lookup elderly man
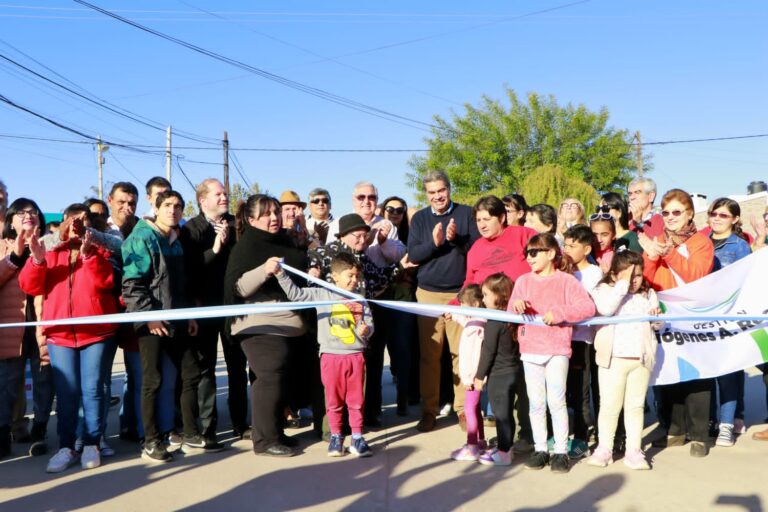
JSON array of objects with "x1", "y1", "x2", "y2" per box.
[
  {"x1": 627, "y1": 177, "x2": 664, "y2": 239},
  {"x1": 280, "y1": 190, "x2": 316, "y2": 249},
  {"x1": 407, "y1": 171, "x2": 479, "y2": 432},
  {"x1": 306, "y1": 188, "x2": 333, "y2": 245}
]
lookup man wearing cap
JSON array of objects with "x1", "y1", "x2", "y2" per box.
[
  {"x1": 279, "y1": 190, "x2": 317, "y2": 250},
  {"x1": 305, "y1": 188, "x2": 334, "y2": 246},
  {"x1": 408, "y1": 171, "x2": 479, "y2": 433}
]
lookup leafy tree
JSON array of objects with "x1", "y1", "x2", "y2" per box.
[
  {"x1": 184, "y1": 200, "x2": 197, "y2": 219},
  {"x1": 408, "y1": 88, "x2": 646, "y2": 205},
  {"x1": 228, "y1": 182, "x2": 263, "y2": 213},
  {"x1": 519, "y1": 164, "x2": 600, "y2": 213}
]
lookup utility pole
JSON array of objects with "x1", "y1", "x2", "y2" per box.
[
  {"x1": 223, "y1": 131, "x2": 230, "y2": 196},
  {"x1": 634, "y1": 131, "x2": 644, "y2": 177},
  {"x1": 166, "y1": 126, "x2": 172, "y2": 183},
  {"x1": 96, "y1": 135, "x2": 109, "y2": 199}
]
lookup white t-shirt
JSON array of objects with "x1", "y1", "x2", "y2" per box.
[{"x1": 571, "y1": 264, "x2": 603, "y2": 343}]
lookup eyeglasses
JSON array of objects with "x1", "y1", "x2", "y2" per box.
[
  {"x1": 661, "y1": 209, "x2": 685, "y2": 218},
  {"x1": 17, "y1": 209, "x2": 38, "y2": 218},
  {"x1": 525, "y1": 248, "x2": 548, "y2": 258},
  {"x1": 385, "y1": 206, "x2": 405, "y2": 215},
  {"x1": 596, "y1": 205, "x2": 611, "y2": 213},
  {"x1": 708, "y1": 212, "x2": 733, "y2": 220},
  {"x1": 589, "y1": 212, "x2": 614, "y2": 222},
  {"x1": 562, "y1": 203, "x2": 580, "y2": 209},
  {"x1": 310, "y1": 198, "x2": 329, "y2": 205},
  {"x1": 355, "y1": 194, "x2": 378, "y2": 202}
]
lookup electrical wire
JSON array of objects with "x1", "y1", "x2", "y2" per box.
[{"x1": 228, "y1": 149, "x2": 251, "y2": 190}]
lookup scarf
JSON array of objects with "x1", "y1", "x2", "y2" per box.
[
  {"x1": 664, "y1": 221, "x2": 698, "y2": 248},
  {"x1": 223, "y1": 225, "x2": 308, "y2": 306}
]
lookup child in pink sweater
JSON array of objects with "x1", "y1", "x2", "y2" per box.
[
  {"x1": 508, "y1": 233, "x2": 596, "y2": 473},
  {"x1": 449, "y1": 284, "x2": 487, "y2": 462}
]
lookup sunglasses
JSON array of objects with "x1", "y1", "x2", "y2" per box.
[
  {"x1": 525, "y1": 248, "x2": 548, "y2": 258},
  {"x1": 596, "y1": 205, "x2": 611, "y2": 213},
  {"x1": 661, "y1": 209, "x2": 686, "y2": 218},
  {"x1": 310, "y1": 198, "x2": 329, "y2": 205},
  {"x1": 355, "y1": 194, "x2": 378, "y2": 202},
  {"x1": 589, "y1": 212, "x2": 614, "y2": 222},
  {"x1": 385, "y1": 206, "x2": 405, "y2": 215},
  {"x1": 708, "y1": 212, "x2": 732, "y2": 220}
]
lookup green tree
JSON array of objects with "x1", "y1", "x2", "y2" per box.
[
  {"x1": 228, "y1": 182, "x2": 263, "y2": 213},
  {"x1": 519, "y1": 164, "x2": 600, "y2": 213},
  {"x1": 408, "y1": 88, "x2": 645, "y2": 205},
  {"x1": 184, "y1": 200, "x2": 197, "y2": 219}
]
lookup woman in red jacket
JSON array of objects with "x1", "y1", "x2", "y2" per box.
[
  {"x1": 19, "y1": 203, "x2": 118, "y2": 473},
  {"x1": 639, "y1": 188, "x2": 714, "y2": 457}
]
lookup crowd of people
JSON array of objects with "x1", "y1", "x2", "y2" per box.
[{"x1": 0, "y1": 171, "x2": 767, "y2": 476}]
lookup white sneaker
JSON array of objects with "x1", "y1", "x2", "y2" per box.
[
  {"x1": 81, "y1": 445, "x2": 101, "y2": 469},
  {"x1": 46, "y1": 448, "x2": 80, "y2": 473},
  {"x1": 99, "y1": 438, "x2": 115, "y2": 457},
  {"x1": 716, "y1": 424, "x2": 735, "y2": 447},
  {"x1": 438, "y1": 404, "x2": 453, "y2": 417}
]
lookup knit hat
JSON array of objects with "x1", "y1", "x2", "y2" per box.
[
  {"x1": 279, "y1": 190, "x2": 306, "y2": 208},
  {"x1": 336, "y1": 213, "x2": 370, "y2": 237}
]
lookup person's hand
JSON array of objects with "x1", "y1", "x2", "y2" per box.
[
  {"x1": 542, "y1": 311, "x2": 556, "y2": 325},
  {"x1": 313, "y1": 221, "x2": 328, "y2": 242},
  {"x1": 308, "y1": 267, "x2": 321, "y2": 278},
  {"x1": 473, "y1": 378, "x2": 484, "y2": 392},
  {"x1": 374, "y1": 219, "x2": 392, "y2": 245},
  {"x1": 638, "y1": 233, "x2": 664, "y2": 260},
  {"x1": 432, "y1": 222, "x2": 444, "y2": 247},
  {"x1": 400, "y1": 254, "x2": 419, "y2": 269},
  {"x1": 70, "y1": 216, "x2": 86, "y2": 239},
  {"x1": 599, "y1": 258, "x2": 612, "y2": 274},
  {"x1": 13, "y1": 228, "x2": 28, "y2": 257},
  {"x1": 648, "y1": 306, "x2": 662, "y2": 316},
  {"x1": 511, "y1": 299, "x2": 530, "y2": 314},
  {"x1": 80, "y1": 230, "x2": 94, "y2": 258},
  {"x1": 188, "y1": 319, "x2": 198, "y2": 336},
  {"x1": 357, "y1": 323, "x2": 370, "y2": 338},
  {"x1": 212, "y1": 219, "x2": 229, "y2": 254},
  {"x1": 617, "y1": 264, "x2": 635, "y2": 282},
  {"x1": 445, "y1": 218, "x2": 457, "y2": 242},
  {"x1": 28, "y1": 230, "x2": 45, "y2": 263},
  {"x1": 264, "y1": 256, "x2": 282, "y2": 276},
  {"x1": 444, "y1": 312, "x2": 452, "y2": 321},
  {"x1": 148, "y1": 320, "x2": 171, "y2": 337},
  {"x1": 629, "y1": 203, "x2": 644, "y2": 223},
  {"x1": 750, "y1": 213, "x2": 767, "y2": 238},
  {"x1": 58, "y1": 216, "x2": 73, "y2": 242}
]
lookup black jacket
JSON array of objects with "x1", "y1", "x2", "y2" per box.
[{"x1": 180, "y1": 212, "x2": 236, "y2": 307}]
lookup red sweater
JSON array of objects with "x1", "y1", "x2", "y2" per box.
[
  {"x1": 463, "y1": 226, "x2": 537, "y2": 288},
  {"x1": 18, "y1": 243, "x2": 118, "y2": 348},
  {"x1": 507, "y1": 270, "x2": 596, "y2": 358}
]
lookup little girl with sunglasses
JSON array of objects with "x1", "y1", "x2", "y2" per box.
[{"x1": 508, "y1": 233, "x2": 595, "y2": 473}]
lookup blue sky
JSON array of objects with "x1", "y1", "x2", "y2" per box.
[{"x1": 1, "y1": 1, "x2": 766, "y2": 215}]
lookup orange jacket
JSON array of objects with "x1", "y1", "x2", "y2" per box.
[
  {"x1": 0, "y1": 241, "x2": 45, "y2": 361},
  {"x1": 643, "y1": 231, "x2": 714, "y2": 291}
]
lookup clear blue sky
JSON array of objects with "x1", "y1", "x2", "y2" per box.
[{"x1": 1, "y1": 1, "x2": 766, "y2": 215}]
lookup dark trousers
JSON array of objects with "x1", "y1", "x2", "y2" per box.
[
  {"x1": 138, "y1": 333, "x2": 202, "y2": 444},
  {"x1": 567, "y1": 342, "x2": 593, "y2": 441},
  {"x1": 364, "y1": 302, "x2": 388, "y2": 421},
  {"x1": 194, "y1": 320, "x2": 222, "y2": 437},
  {"x1": 222, "y1": 335, "x2": 251, "y2": 433},
  {"x1": 663, "y1": 378, "x2": 712, "y2": 442},
  {"x1": 239, "y1": 334, "x2": 294, "y2": 452},
  {"x1": 488, "y1": 369, "x2": 521, "y2": 452},
  {"x1": 384, "y1": 307, "x2": 415, "y2": 405}
]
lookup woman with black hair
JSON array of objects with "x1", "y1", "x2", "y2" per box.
[{"x1": 502, "y1": 194, "x2": 529, "y2": 227}]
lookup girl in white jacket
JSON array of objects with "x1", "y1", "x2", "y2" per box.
[{"x1": 588, "y1": 250, "x2": 661, "y2": 470}]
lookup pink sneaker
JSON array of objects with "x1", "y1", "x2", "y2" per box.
[
  {"x1": 478, "y1": 448, "x2": 512, "y2": 466},
  {"x1": 451, "y1": 444, "x2": 480, "y2": 462},
  {"x1": 587, "y1": 445, "x2": 613, "y2": 467},
  {"x1": 623, "y1": 449, "x2": 650, "y2": 470}
]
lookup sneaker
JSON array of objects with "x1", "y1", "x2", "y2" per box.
[
  {"x1": 587, "y1": 445, "x2": 614, "y2": 467},
  {"x1": 513, "y1": 438, "x2": 534, "y2": 454},
  {"x1": 623, "y1": 449, "x2": 650, "y2": 470},
  {"x1": 298, "y1": 407, "x2": 314, "y2": 420},
  {"x1": 716, "y1": 424, "x2": 735, "y2": 447},
  {"x1": 46, "y1": 448, "x2": 80, "y2": 473},
  {"x1": 327, "y1": 434, "x2": 345, "y2": 457},
  {"x1": 438, "y1": 403, "x2": 452, "y2": 417},
  {"x1": 349, "y1": 437, "x2": 373, "y2": 458},
  {"x1": 142, "y1": 440, "x2": 172, "y2": 463},
  {"x1": 29, "y1": 422, "x2": 48, "y2": 456},
  {"x1": 99, "y1": 438, "x2": 115, "y2": 457},
  {"x1": 450, "y1": 444, "x2": 480, "y2": 462},
  {"x1": 525, "y1": 451, "x2": 549, "y2": 470},
  {"x1": 550, "y1": 453, "x2": 570, "y2": 473},
  {"x1": 568, "y1": 438, "x2": 590, "y2": 460},
  {"x1": 182, "y1": 434, "x2": 224, "y2": 454},
  {"x1": 167, "y1": 432, "x2": 183, "y2": 452},
  {"x1": 478, "y1": 448, "x2": 512, "y2": 466},
  {"x1": 81, "y1": 445, "x2": 101, "y2": 469}
]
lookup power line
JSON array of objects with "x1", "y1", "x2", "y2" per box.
[
  {"x1": 228, "y1": 149, "x2": 251, "y2": 190},
  {"x1": 173, "y1": 156, "x2": 196, "y2": 189},
  {"x1": 74, "y1": 0, "x2": 437, "y2": 132}
]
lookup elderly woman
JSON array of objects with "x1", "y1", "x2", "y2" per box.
[
  {"x1": 224, "y1": 194, "x2": 308, "y2": 457},
  {"x1": 557, "y1": 198, "x2": 587, "y2": 237},
  {"x1": 639, "y1": 188, "x2": 714, "y2": 457}
]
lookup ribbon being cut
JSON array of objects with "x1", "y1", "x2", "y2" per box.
[{"x1": 2, "y1": 250, "x2": 767, "y2": 386}]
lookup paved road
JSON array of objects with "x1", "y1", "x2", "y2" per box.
[{"x1": 1, "y1": 353, "x2": 766, "y2": 512}]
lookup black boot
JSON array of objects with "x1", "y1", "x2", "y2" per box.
[
  {"x1": 29, "y1": 421, "x2": 48, "y2": 457},
  {"x1": 0, "y1": 425, "x2": 11, "y2": 458}
]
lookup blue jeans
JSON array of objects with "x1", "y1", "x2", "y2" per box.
[
  {"x1": 48, "y1": 341, "x2": 111, "y2": 449},
  {"x1": 712, "y1": 371, "x2": 742, "y2": 426},
  {"x1": 0, "y1": 357, "x2": 24, "y2": 427},
  {"x1": 77, "y1": 338, "x2": 118, "y2": 441},
  {"x1": 120, "y1": 350, "x2": 177, "y2": 438}
]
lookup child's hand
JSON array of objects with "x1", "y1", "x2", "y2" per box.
[
  {"x1": 511, "y1": 299, "x2": 530, "y2": 314},
  {"x1": 473, "y1": 378, "x2": 484, "y2": 392},
  {"x1": 357, "y1": 323, "x2": 370, "y2": 338},
  {"x1": 443, "y1": 312, "x2": 452, "y2": 321},
  {"x1": 264, "y1": 256, "x2": 282, "y2": 276},
  {"x1": 648, "y1": 306, "x2": 661, "y2": 316},
  {"x1": 542, "y1": 311, "x2": 556, "y2": 325},
  {"x1": 617, "y1": 264, "x2": 635, "y2": 282}
]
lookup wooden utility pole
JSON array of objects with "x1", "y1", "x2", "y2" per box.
[
  {"x1": 634, "y1": 131, "x2": 644, "y2": 177},
  {"x1": 166, "y1": 126, "x2": 172, "y2": 183},
  {"x1": 223, "y1": 131, "x2": 230, "y2": 196},
  {"x1": 97, "y1": 135, "x2": 108, "y2": 199}
]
